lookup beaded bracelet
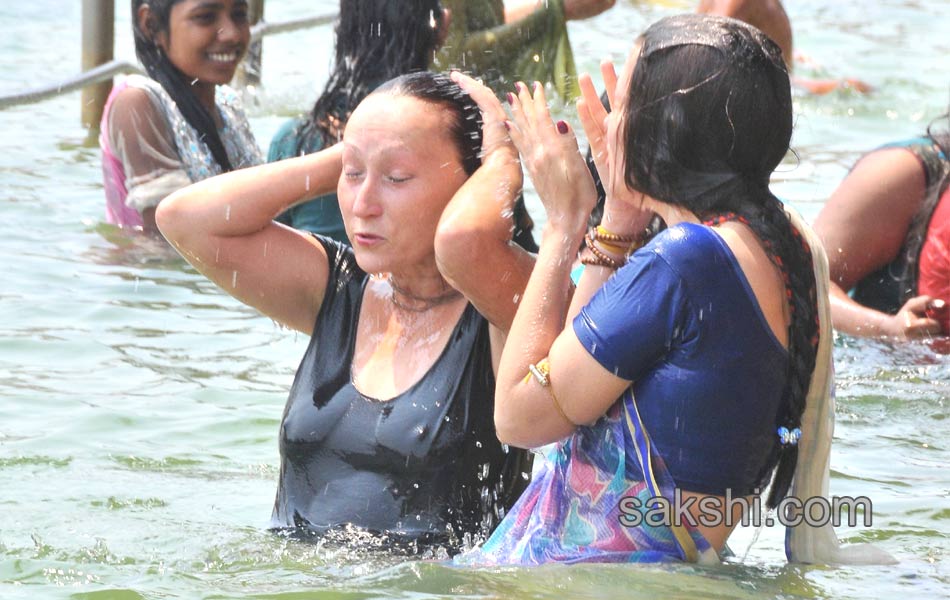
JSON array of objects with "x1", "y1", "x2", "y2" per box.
[{"x1": 583, "y1": 230, "x2": 624, "y2": 269}]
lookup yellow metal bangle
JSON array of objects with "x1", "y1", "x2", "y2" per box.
[
  {"x1": 522, "y1": 358, "x2": 579, "y2": 427},
  {"x1": 594, "y1": 225, "x2": 644, "y2": 255}
]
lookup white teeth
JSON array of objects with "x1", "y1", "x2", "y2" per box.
[{"x1": 208, "y1": 52, "x2": 238, "y2": 63}]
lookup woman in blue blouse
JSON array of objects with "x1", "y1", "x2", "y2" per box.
[{"x1": 452, "y1": 14, "x2": 890, "y2": 566}]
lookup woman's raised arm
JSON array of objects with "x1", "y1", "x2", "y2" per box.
[
  {"x1": 451, "y1": 75, "x2": 629, "y2": 447},
  {"x1": 437, "y1": 72, "x2": 536, "y2": 340},
  {"x1": 156, "y1": 145, "x2": 343, "y2": 335}
]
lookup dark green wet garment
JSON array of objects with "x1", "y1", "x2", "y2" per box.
[
  {"x1": 434, "y1": 0, "x2": 579, "y2": 99},
  {"x1": 852, "y1": 138, "x2": 949, "y2": 313},
  {"x1": 270, "y1": 235, "x2": 532, "y2": 553}
]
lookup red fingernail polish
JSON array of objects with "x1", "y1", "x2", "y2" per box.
[
  {"x1": 504, "y1": 121, "x2": 511, "y2": 131},
  {"x1": 556, "y1": 120, "x2": 569, "y2": 134},
  {"x1": 926, "y1": 299, "x2": 948, "y2": 320},
  {"x1": 507, "y1": 92, "x2": 514, "y2": 104}
]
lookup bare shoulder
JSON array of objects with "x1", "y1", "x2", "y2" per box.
[
  {"x1": 110, "y1": 84, "x2": 159, "y2": 114},
  {"x1": 816, "y1": 147, "x2": 926, "y2": 236},
  {"x1": 815, "y1": 147, "x2": 927, "y2": 287}
]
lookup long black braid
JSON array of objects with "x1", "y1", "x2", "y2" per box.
[
  {"x1": 621, "y1": 14, "x2": 819, "y2": 509},
  {"x1": 131, "y1": 0, "x2": 235, "y2": 172}
]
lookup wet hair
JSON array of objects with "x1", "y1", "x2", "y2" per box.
[
  {"x1": 295, "y1": 0, "x2": 445, "y2": 156},
  {"x1": 620, "y1": 14, "x2": 818, "y2": 509},
  {"x1": 131, "y1": 0, "x2": 237, "y2": 171},
  {"x1": 585, "y1": 90, "x2": 610, "y2": 229},
  {"x1": 926, "y1": 112, "x2": 950, "y2": 158},
  {"x1": 375, "y1": 71, "x2": 482, "y2": 176}
]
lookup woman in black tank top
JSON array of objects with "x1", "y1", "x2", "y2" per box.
[{"x1": 156, "y1": 71, "x2": 537, "y2": 553}]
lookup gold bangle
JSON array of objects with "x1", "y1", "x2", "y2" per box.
[
  {"x1": 594, "y1": 225, "x2": 642, "y2": 255},
  {"x1": 522, "y1": 358, "x2": 579, "y2": 427}
]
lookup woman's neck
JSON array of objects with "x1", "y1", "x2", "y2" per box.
[
  {"x1": 644, "y1": 196, "x2": 700, "y2": 227},
  {"x1": 192, "y1": 81, "x2": 217, "y2": 117},
  {"x1": 386, "y1": 264, "x2": 462, "y2": 314}
]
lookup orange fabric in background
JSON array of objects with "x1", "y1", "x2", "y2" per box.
[{"x1": 917, "y1": 187, "x2": 950, "y2": 334}]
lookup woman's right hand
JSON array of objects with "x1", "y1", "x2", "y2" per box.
[
  {"x1": 576, "y1": 61, "x2": 654, "y2": 236},
  {"x1": 883, "y1": 295, "x2": 944, "y2": 340}
]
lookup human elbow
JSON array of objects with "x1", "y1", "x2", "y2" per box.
[
  {"x1": 493, "y1": 414, "x2": 532, "y2": 449},
  {"x1": 154, "y1": 189, "x2": 191, "y2": 246},
  {"x1": 434, "y1": 216, "x2": 497, "y2": 285},
  {"x1": 492, "y1": 398, "x2": 544, "y2": 449}
]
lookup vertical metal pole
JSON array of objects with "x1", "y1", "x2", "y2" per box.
[
  {"x1": 235, "y1": 0, "x2": 264, "y2": 88},
  {"x1": 81, "y1": 0, "x2": 115, "y2": 129}
]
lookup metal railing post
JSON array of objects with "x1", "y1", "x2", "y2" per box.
[
  {"x1": 81, "y1": 0, "x2": 115, "y2": 129},
  {"x1": 235, "y1": 0, "x2": 265, "y2": 88}
]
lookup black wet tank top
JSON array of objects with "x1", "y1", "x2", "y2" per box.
[{"x1": 270, "y1": 236, "x2": 530, "y2": 551}]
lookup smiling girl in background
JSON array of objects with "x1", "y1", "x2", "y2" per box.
[{"x1": 100, "y1": 0, "x2": 262, "y2": 233}]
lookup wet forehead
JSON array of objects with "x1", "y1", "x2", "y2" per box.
[{"x1": 343, "y1": 94, "x2": 456, "y2": 160}]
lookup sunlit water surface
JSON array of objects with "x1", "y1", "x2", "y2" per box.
[{"x1": 0, "y1": 0, "x2": 947, "y2": 598}]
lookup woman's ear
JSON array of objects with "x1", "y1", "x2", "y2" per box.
[
  {"x1": 434, "y1": 7, "x2": 452, "y2": 49},
  {"x1": 137, "y1": 4, "x2": 167, "y2": 49}
]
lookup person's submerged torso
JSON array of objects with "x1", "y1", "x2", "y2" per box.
[
  {"x1": 852, "y1": 137, "x2": 949, "y2": 313},
  {"x1": 271, "y1": 236, "x2": 529, "y2": 552}
]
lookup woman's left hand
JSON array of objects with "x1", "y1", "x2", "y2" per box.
[
  {"x1": 450, "y1": 71, "x2": 521, "y2": 183},
  {"x1": 507, "y1": 81, "x2": 597, "y2": 236}
]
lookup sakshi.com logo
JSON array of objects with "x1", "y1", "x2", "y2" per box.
[{"x1": 618, "y1": 489, "x2": 874, "y2": 528}]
